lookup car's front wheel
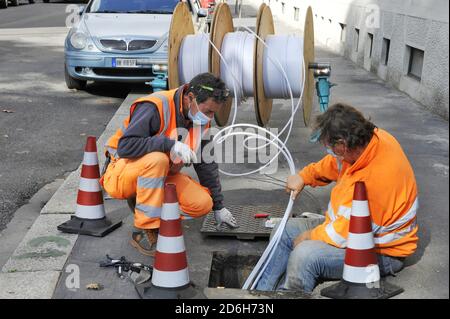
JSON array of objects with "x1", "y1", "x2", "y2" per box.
[
  {"x1": 65, "y1": 65, "x2": 87, "y2": 90},
  {"x1": 10, "y1": 0, "x2": 19, "y2": 6},
  {"x1": 29, "y1": 0, "x2": 35, "y2": 4},
  {"x1": 0, "y1": 0, "x2": 8, "y2": 9}
]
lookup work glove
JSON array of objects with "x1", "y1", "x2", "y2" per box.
[
  {"x1": 214, "y1": 207, "x2": 238, "y2": 229},
  {"x1": 170, "y1": 141, "x2": 197, "y2": 164}
]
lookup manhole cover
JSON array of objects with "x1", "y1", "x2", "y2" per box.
[{"x1": 201, "y1": 205, "x2": 287, "y2": 240}]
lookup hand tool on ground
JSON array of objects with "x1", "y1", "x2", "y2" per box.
[{"x1": 99, "y1": 254, "x2": 153, "y2": 284}]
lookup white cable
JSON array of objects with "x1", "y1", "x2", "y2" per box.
[
  {"x1": 215, "y1": 25, "x2": 306, "y2": 178},
  {"x1": 206, "y1": 24, "x2": 306, "y2": 289},
  {"x1": 218, "y1": 32, "x2": 304, "y2": 100},
  {"x1": 178, "y1": 34, "x2": 210, "y2": 84},
  {"x1": 179, "y1": 10, "x2": 308, "y2": 289},
  {"x1": 263, "y1": 35, "x2": 304, "y2": 98},
  {"x1": 220, "y1": 31, "x2": 255, "y2": 98}
]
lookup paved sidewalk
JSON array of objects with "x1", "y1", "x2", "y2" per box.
[{"x1": 1, "y1": 7, "x2": 448, "y2": 299}]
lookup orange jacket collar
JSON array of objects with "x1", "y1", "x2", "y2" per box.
[{"x1": 346, "y1": 128, "x2": 380, "y2": 175}]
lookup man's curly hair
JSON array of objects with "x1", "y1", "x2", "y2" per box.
[
  {"x1": 186, "y1": 73, "x2": 228, "y2": 104},
  {"x1": 315, "y1": 103, "x2": 376, "y2": 149}
]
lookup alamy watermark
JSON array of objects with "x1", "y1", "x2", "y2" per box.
[
  {"x1": 65, "y1": 264, "x2": 80, "y2": 291},
  {"x1": 170, "y1": 125, "x2": 281, "y2": 174},
  {"x1": 65, "y1": 4, "x2": 82, "y2": 28},
  {"x1": 365, "y1": 4, "x2": 381, "y2": 29}
]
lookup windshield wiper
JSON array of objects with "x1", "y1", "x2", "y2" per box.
[{"x1": 126, "y1": 10, "x2": 172, "y2": 14}]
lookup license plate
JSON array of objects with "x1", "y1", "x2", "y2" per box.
[{"x1": 112, "y1": 58, "x2": 137, "y2": 68}]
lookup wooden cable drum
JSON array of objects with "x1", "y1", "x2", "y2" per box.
[
  {"x1": 302, "y1": 6, "x2": 315, "y2": 126},
  {"x1": 168, "y1": 2, "x2": 316, "y2": 128},
  {"x1": 254, "y1": 3, "x2": 275, "y2": 127},
  {"x1": 168, "y1": 2, "x2": 195, "y2": 89},
  {"x1": 210, "y1": 2, "x2": 234, "y2": 127}
]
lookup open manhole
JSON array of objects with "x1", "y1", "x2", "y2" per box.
[
  {"x1": 207, "y1": 251, "x2": 311, "y2": 299},
  {"x1": 208, "y1": 252, "x2": 260, "y2": 289}
]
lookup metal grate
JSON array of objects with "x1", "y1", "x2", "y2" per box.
[{"x1": 201, "y1": 205, "x2": 286, "y2": 240}]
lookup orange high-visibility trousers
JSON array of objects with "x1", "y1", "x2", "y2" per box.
[{"x1": 102, "y1": 152, "x2": 213, "y2": 229}]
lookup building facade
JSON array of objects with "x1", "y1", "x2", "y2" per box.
[{"x1": 246, "y1": 0, "x2": 449, "y2": 119}]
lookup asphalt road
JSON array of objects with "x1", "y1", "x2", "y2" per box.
[
  {"x1": 0, "y1": 1, "x2": 88, "y2": 29},
  {"x1": 0, "y1": 2, "x2": 146, "y2": 230}
]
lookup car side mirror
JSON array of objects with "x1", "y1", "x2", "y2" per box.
[
  {"x1": 78, "y1": 5, "x2": 85, "y2": 16},
  {"x1": 197, "y1": 8, "x2": 208, "y2": 18}
]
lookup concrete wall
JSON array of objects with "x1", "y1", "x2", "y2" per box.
[{"x1": 243, "y1": 0, "x2": 449, "y2": 119}]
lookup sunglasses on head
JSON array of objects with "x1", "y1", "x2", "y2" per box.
[{"x1": 194, "y1": 85, "x2": 230, "y2": 100}]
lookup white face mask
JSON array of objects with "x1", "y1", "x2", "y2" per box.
[
  {"x1": 326, "y1": 147, "x2": 338, "y2": 158},
  {"x1": 188, "y1": 99, "x2": 211, "y2": 126}
]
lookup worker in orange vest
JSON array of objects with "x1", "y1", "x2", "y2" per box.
[
  {"x1": 256, "y1": 103, "x2": 418, "y2": 293},
  {"x1": 101, "y1": 73, "x2": 238, "y2": 256}
]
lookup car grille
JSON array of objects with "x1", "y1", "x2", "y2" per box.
[
  {"x1": 100, "y1": 39, "x2": 157, "y2": 51},
  {"x1": 100, "y1": 39, "x2": 127, "y2": 51},
  {"x1": 129, "y1": 40, "x2": 157, "y2": 51},
  {"x1": 92, "y1": 68, "x2": 155, "y2": 77}
]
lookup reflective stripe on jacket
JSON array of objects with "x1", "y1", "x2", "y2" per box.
[{"x1": 299, "y1": 128, "x2": 418, "y2": 257}]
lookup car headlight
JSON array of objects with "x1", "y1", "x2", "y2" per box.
[{"x1": 70, "y1": 32, "x2": 87, "y2": 50}]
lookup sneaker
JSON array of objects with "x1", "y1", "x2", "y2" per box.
[{"x1": 130, "y1": 229, "x2": 159, "y2": 257}]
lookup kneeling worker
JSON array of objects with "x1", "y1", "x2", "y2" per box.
[
  {"x1": 101, "y1": 73, "x2": 238, "y2": 256},
  {"x1": 256, "y1": 103, "x2": 418, "y2": 293}
]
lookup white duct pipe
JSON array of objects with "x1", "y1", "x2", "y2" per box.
[
  {"x1": 263, "y1": 35, "x2": 304, "y2": 98},
  {"x1": 220, "y1": 31, "x2": 255, "y2": 98},
  {"x1": 178, "y1": 34, "x2": 210, "y2": 84}
]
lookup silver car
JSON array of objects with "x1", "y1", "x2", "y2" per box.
[{"x1": 64, "y1": 0, "x2": 208, "y2": 90}]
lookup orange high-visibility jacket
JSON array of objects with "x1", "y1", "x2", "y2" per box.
[
  {"x1": 299, "y1": 128, "x2": 418, "y2": 257},
  {"x1": 105, "y1": 88, "x2": 209, "y2": 161}
]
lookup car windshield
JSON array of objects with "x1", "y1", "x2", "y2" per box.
[{"x1": 86, "y1": 0, "x2": 181, "y2": 14}]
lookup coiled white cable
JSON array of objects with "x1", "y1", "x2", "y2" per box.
[
  {"x1": 178, "y1": 13, "x2": 308, "y2": 290},
  {"x1": 215, "y1": 25, "x2": 305, "y2": 178},
  {"x1": 204, "y1": 26, "x2": 306, "y2": 289},
  {"x1": 178, "y1": 34, "x2": 210, "y2": 84},
  {"x1": 263, "y1": 35, "x2": 304, "y2": 98},
  {"x1": 221, "y1": 31, "x2": 255, "y2": 99}
]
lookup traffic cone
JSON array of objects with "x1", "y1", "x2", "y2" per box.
[
  {"x1": 320, "y1": 181, "x2": 403, "y2": 299},
  {"x1": 135, "y1": 183, "x2": 205, "y2": 299},
  {"x1": 57, "y1": 136, "x2": 122, "y2": 237}
]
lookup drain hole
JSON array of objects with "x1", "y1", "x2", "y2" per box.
[{"x1": 208, "y1": 251, "x2": 260, "y2": 289}]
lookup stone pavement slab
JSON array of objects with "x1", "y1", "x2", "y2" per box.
[
  {"x1": 0, "y1": 271, "x2": 61, "y2": 299},
  {"x1": 1, "y1": 214, "x2": 78, "y2": 273}
]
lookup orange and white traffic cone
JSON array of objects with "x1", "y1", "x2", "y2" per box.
[
  {"x1": 136, "y1": 183, "x2": 205, "y2": 299},
  {"x1": 321, "y1": 181, "x2": 403, "y2": 299},
  {"x1": 58, "y1": 136, "x2": 122, "y2": 237}
]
